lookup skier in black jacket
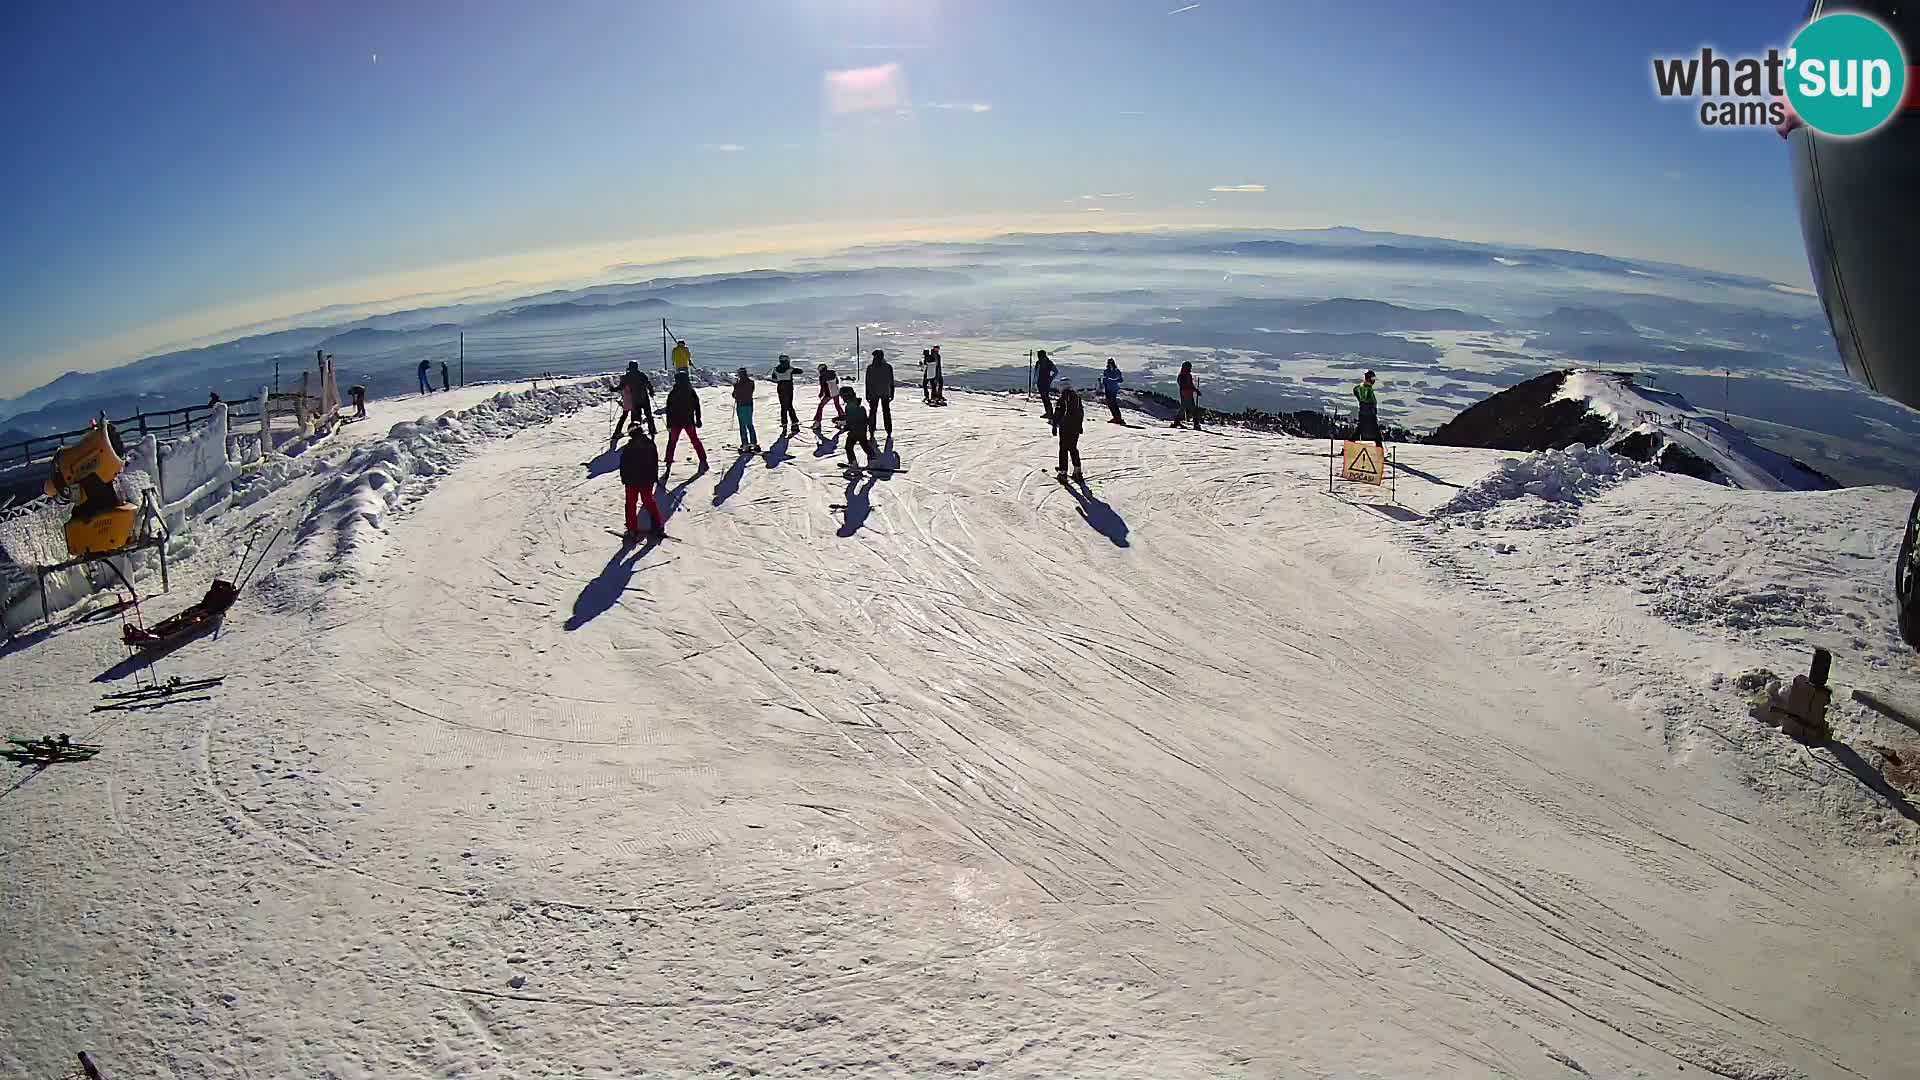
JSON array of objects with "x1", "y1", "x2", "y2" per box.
[
  {"x1": 618, "y1": 428, "x2": 663, "y2": 539},
  {"x1": 1055, "y1": 379, "x2": 1085, "y2": 481},
  {"x1": 1034, "y1": 349, "x2": 1058, "y2": 419},
  {"x1": 616, "y1": 361, "x2": 655, "y2": 437},
  {"x1": 864, "y1": 349, "x2": 894, "y2": 437},
  {"x1": 839, "y1": 386, "x2": 878, "y2": 468},
  {"x1": 770, "y1": 354, "x2": 800, "y2": 435},
  {"x1": 662, "y1": 372, "x2": 707, "y2": 476}
]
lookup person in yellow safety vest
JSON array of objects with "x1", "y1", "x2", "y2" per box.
[
  {"x1": 1353, "y1": 369, "x2": 1383, "y2": 447},
  {"x1": 671, "y1": 339, "x2": 692, "y2": 372}
]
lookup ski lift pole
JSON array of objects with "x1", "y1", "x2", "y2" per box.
[{"x1": 661, "y1": 318, "x2": 669, "y2": 373}]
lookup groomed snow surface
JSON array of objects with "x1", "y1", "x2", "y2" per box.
[{"x1": 3, "y1": 381, "x2": 1917, "y2": 1079}]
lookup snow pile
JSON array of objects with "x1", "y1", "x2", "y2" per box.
[
  {"x1": 1434, "y1": 443, "x2": 1647, "y2": 524},
  {"x1": 288, "y1": 381, "x2": 603, "y2": 581}
]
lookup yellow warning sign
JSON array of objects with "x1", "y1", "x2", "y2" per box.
[{"x1": 1342, "y1": 441, "x2": 1385, "y2": 486}]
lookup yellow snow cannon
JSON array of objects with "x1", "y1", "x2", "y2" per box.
[{"x1": 43, "y1": 422, "x2": 139, "y2": 557}]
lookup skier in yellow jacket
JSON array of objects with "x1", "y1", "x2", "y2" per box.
[{"x1": 671, "y1": 339, "x2": 692, "y2": 373}]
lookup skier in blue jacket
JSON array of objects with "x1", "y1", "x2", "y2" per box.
[{"x1": 1100, "y1": 359, "x2": 1124, "y2": 424}]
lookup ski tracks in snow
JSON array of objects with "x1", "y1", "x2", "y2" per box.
[{"x1": 3, "y1": 389, "x2": 1914, "y2": 1078}]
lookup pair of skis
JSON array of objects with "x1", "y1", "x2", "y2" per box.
[
  {"x1": 3, "y1": 734, "x2": 101, "y2": 766},
  {"x1": 92, "y1": 675, "x2": 226, "y2": 713}
]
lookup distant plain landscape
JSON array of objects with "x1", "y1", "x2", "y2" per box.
[{"x1": 6, "y1": 227, "x2": 1916, "y2": 488}]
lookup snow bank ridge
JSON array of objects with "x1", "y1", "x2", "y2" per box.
[
  {"x1": 1436, "y1": 443, "x2": 1648, "y2": 518},
  {"x1": 291, "y1": 382, "x2": 602, "y2": 579}
]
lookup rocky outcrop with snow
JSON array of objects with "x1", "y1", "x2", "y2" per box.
[{"x1": 1429, "y1": 369, "x2": 1839, "y2": 491}]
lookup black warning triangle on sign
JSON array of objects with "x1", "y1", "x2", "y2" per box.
[{"x1": 1346, "y1": 444, "x2": 1382, "y2": 482}]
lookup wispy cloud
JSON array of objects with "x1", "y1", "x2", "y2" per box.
[
  {"x1": 1080, "y1": 193, "x2": 1134, "y2": 200},
  {"x1": 702, "y1": 143, "x2": 747, "y2": 153},
  {"x1": 1118, "y1": 110, "x2": 1147, "y2": 117},
  {"x1": 926, "y1": 101, "x2": 992, "y2": 113},
  {"x1": 1168, "y1": 3, "x2": 1201, "y2": 13},
  {"x1": 826, "y1": 63, "x2": 905, "y2": 114},
  {"x1": 1209, "y1": 183, "x2": 1266, "y2": 193},
  {"x1": 1083, "y1": 207, "x2": 1106, "y2": 213}
]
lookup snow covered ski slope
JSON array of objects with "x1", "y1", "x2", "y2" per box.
[{"x1": 2, "y1": 383, "x2": 1915, "y2": 1079}]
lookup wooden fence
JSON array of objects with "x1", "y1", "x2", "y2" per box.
[{"x1": 0, "y1": 401, "x2": 261, "y2": 474}]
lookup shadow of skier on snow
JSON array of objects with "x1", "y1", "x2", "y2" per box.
[
  {"x1": 762, "y1": 432, "x2": 794, "y2": 470},
  {"x1": 1393, "y1": 461, "x2": 1464, "y2": 489},
  {"x1": 655, "y1": 470, "x2": 701, "y2": 526},
  {"x1": 836, "y1": 471, "x2": 880, "y2": 538},
  {"x1": 812, "y1": 429, "x2": 842, "y2": 458},
  {"x1": 565, "y1": 537, "x2": 663, "y2": 631},
  {"x1": 1359, "y1": 503, "x2": 1424, "y2": 523},
  {"x1": 712, "y1": 451, "x2": 752, "y2": 507},
  {"x1": 582, "y1": 446, "x2": 621, "y2": 479},
  {"x1": 1066, "y1": 478, "x2": 1130, "y2": 547}
]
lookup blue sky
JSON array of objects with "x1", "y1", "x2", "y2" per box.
[{"x1": 0, "y1": 0, "x2": 1818, "y2": 397}]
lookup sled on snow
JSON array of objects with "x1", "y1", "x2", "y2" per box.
[
  {"x1": 115, "y1": 526, "x2": 282, "y2": 653},
  {"x1": 120, "y1": 579, "x2": 238, "y2": 650}
]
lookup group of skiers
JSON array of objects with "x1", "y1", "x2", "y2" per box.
[
  {"x1": 1028, "y1": 352, "x2": 1385, "y2": 478},
  {"x1": 608, "y1": 343, "x2": 1390, "y2": 538},
  {"x1": 416, "y1": 358, "x2": 452, "y2": 395},
  {"x1": 610, "y1": 349, "x2": 909, "y2": 540}
]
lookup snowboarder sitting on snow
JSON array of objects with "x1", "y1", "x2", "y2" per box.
[
  {"x1": 865, "y1": 349, "x2": 894, "y2": 437},
  {"x1": 662, "y1": 371, "x2": 708, "y2": 477},
  {"x1": 813, "y1": 364, "x2": 845, "y2": 429},
  {"x1": 1353, "y1": 370, "x2": 1383, "y2": 448},
  {"x1": 1034, "y1": 349, "x2": 1058, "y2": 419},
  {"x1": 771, "y1": 354, "x2": 800, "y2": 435},
  {"x1": 1056, "y1": 379, "x2": 1086, "y2": 482},
  {"x1": 1101, "y1": 359, "x2": 1124, "y2": 424},
  {"x1": 416, "y1": 358, "x2": 433, "y2": 396},
  {"x1": 1173, "y1": 361, "x2": 1203, "y2": 430},
  {"x1": 619, "y1": 428, "x2": 663, "y2": 540},
  {"x1": 616, "y1": 360, "x2": 655, "y2": 437},
  {"x1": 839, "y1": 386, "x2": 878, "y2": 469},
  {"x1": 733, "y1": 368, "x2": 760, "y2": 453}
]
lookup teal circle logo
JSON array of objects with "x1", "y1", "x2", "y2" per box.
[{"x1": 1787, "y1": 12, "x2": 1907, "y2": 137}]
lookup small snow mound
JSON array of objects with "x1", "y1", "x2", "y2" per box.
[{"x1": 1436, "y1": 444, "x2": 1647, "y2": 522}]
